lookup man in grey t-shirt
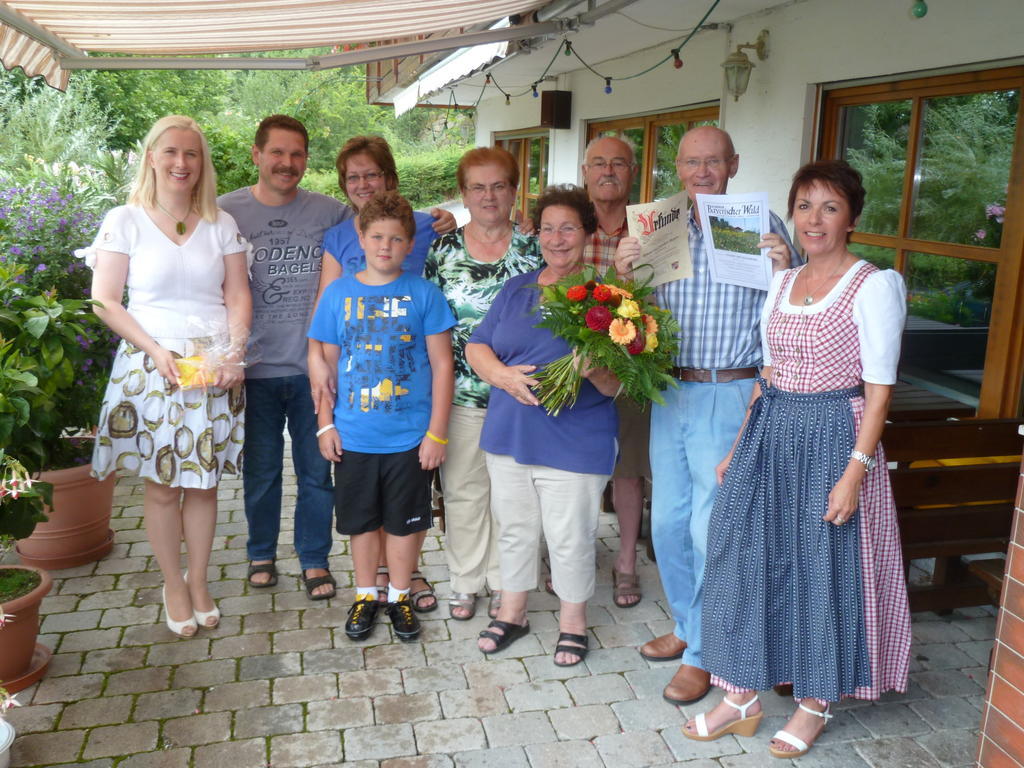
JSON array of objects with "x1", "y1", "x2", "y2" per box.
[{"x1": 219, "y1": 115, "x2": 351, "y2": 599}]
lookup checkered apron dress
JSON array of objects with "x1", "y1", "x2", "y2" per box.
[{"x1": 702, "y1": 262, "x2": 911, "y2": 701}]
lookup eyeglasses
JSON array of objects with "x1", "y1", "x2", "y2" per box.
[
  {"x1": 676, "y1": 156, "x2": 732, "y2": 170},
  {"x1": 586, "y1": 159, "x2": 633, "y2": 172},
  {"x1": 539, "y1": 224, "x2": 584, "y2": 237},
  {"x1": 465, "y1": 182, "x2": 511, "y2": 196},
  {"x1": 345, "y1": 171, "x2": 384, "y2": 184}
]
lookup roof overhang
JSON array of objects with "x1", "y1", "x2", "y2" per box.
[{"x1": 0, "y1": 0, "x2": 552, "y2": 89}]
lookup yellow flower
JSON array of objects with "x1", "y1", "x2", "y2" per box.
[
  {"x1": 608, "y1": 318, "x2": 637, "y2": 345},
  {"x1": 616, "y1": 299, "x2": 641, "y2": 319},
  {"x1": 644, "y1": 333, "x2": 659, "y2": 352}
]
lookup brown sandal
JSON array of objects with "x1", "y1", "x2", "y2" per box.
[{"x1": 612, "y1": 567, "x2": 642, "y2": 608}]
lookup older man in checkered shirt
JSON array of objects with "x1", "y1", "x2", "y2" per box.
[
  {"x1": 580, "y1": 134, "x2": 649, "y2": 610},
  {"x1": 615, "y1": 126, "x2": 801, "y2": 706}
]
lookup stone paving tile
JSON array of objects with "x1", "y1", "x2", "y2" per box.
[
  {"x1": 402, "y1": 663, "x2": 468, "y2": 694},
  {"x1": 46, "y1": 652, "x2": 84, "y2": 678},
  {"x1": 382, "y1": 756, "x2": 454, "y2": 768},
  {"x1": 453, "y1": 745, "x2": 530, "y2": 768},
  {"x1": 438, "y1": 685, "x2": 509, "y2": 719},
  {"x1": 271, "y1": 731, "x2": 344, "y2": 768},
  {"x1": 583, "y1": 646, "x2": 649, "y2": 674},
  {"x1": 339, "y1": 668, "x2": 404, "y2": 698},
  {"x1": 909, "y1": 696, "x2": 983, "y2": 730},
  {"x1": 208, "y1": 632, "x2": 271, "y2": 659},
  {"x1": 548, "y1": 702, "x2": 621, "y2": 740},
  {"x1": 593, "y1": 730, "x2": 675, "y2": 767},
  {"x1": 10, "y1": 729, "x2": 88, "y2": 766},
  {"x1": 238, "y1": 651, "x2": 302, "y2": 680},
  {"x1": 234, "y1": 702, "x2": 305, "y2": 738},
  {"x1": 413, "y1": 717, "x2": 487, "y2": 754},
  {"x1": 524, "y1": 739, "x2": 602, "y2": 768},
  {"x1": 4, "y1": 702, "x2": 62, "y2": 734},
  {"x1": 854, "y1": 735, "x2": 944, "y2": 767},
  {"x1": 565, "y1": 672, "x2": 635, "y2": 705},
  {"x1": 344, "y1": 723, "x2": 418, "y2": 761},
  {"x1": 161, "y1": 711, "x2": 232, "y2": 747},
  {"x1": 504, "y1": 679, "x2": 574, "y2": 713},
  {"x1": 202, "y1": 679, "x2": 270, "y2": 711},
  {"x1": 911, "y1": 669, "x2": 986, "y2": 698},
  {"x1": 40, "y1": 609, "x2": 102, "y2": 634},
  {"x1": 193, "y1": 737, "x2": 268, "y2": 767},
  {"x1": 462, "y1": 659, "x2": 528, "y2": 690},
  {"x1": 105, "y1": 666, "x2": 172, "y2": 695},
  {"x1": 612, "y1": 696, "x2": 685, "y2": 731},
  {"x1": 119, "y1": 749, "x2": 192, "y2": 768},
  {"x1": 56, "y1": 628, "x2": 123, "y2": 653},
  {"x1": 58, "y1": 695, "x2": 133, "y2": 729},
  {"x1": 850, "y1": 702, "x2": 932, "y2": 738},
  {"x1": 133, "y1": 688, "x2": 202, "y2": 721},
  {"x1": 273, "y1": 672, "x2": 338, "y2": 703},
  {"x1": 375, "y1": 692, "x2": 442, "y2": 725},
  {"x1": 661, "y1": 724, "x2": 745, "y2": 762},
  {"x1": 916, "y1": 728, "x2": 980, "y2": 767},
  {"x1": 81, "y1": 646, "x2": 147, "y2": 673},
  {"x1": 82, "y1": 722, "x2": 160, "y2": 759},
  {"x1": 32, "y1": 672, "x2": 105, "y2": 704},
  {"x1": 787, "y1": 743, "x2": 873, "y2": 767},
  {"x1": 303, "y1": 646, "x2": 366, "y2": 674},
  {"x1": 307, "y1": 697, "x2": 375, "y2": 730},
  {"x1": 273, "y1": 626, "x2": 333, "y2": 652},
  {"x1": 481, "y1": 711, "x2": 558, "y2": 748},
  {"x1": 171, "y1": 659, "x2": 237, "y2": 689}
]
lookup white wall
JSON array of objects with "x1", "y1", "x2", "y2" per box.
[{"x1": 474, "y1": 0, "x2": 1024, "y2": 216}]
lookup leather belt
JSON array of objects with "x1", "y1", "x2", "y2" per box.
[{"x1": 671, "y1": 366, "x2": 758, "y2": 383}]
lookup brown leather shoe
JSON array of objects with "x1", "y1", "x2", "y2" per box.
[
  {"x1": 663, "y1": 664, "x2": 711, "y2": 705},
  {"x1": 639, "y1": 632, "x2": 686, "y2": 661}
]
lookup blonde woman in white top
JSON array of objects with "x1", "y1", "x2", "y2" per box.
[{"x1": 82, "y1": 116, "x2": 252, "y2": 638}]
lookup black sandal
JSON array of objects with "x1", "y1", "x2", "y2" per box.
[
  {"x1": 302, "y1": 569, "x2": 337, "y2": 601},
  {"x1": 553, "y1": 631, "x2": 589, "y2": 667},
  {"x1": 410, "y1": 570, "x2": 438, "y2": 613},
  {"x1": 247, "y1": 561, "x2": 278, "y2": 588},
  {"x1": 478, "y1": 619, "x2": 530, "y2": 654}
]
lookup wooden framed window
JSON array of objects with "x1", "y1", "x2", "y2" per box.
[
  {"x1": 587, "y1": 106, "x2": 719, "y2": 203},
  {"x1": 495, "y1": 130, "x2": 548, "y2": 222},
  {"x1": 819, "y1": 67, "x2": 1024, "y2": 417}
]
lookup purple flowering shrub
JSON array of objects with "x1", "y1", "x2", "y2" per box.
[
  {"x1": 0, "y1": 181, "x2": 116, "y2": 467},
  {"x1": 972, "y1": 191, "x2": 1007, "y2": 248}
]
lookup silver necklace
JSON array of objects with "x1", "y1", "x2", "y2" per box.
[
  {"x1": 155, "y1": 200, "x2": 191, "y2": 235},
  {"x1": 800, "y1": 259, "x2": 847, "y2": 305}
]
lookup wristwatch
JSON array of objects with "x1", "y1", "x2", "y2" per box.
[{"x1": 850, "y1": 449, "x2": 876, "y2": 472}]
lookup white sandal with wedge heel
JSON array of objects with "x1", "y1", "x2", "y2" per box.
[
  {"x1": 768, "y1": 702, "x2": 832, "y2": 758},
  {"x1": 684, "y1": 694, "x2": 762, "y2": 741}
]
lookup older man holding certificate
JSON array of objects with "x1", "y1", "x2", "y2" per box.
[{"x1": 614, "y1": 126, "x2": 800, "y2": 705}]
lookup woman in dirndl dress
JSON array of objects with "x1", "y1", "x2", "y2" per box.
[
  {"x1": 82, "y1": 115, "x2": 252, "y2": 639},
  {"x1": 683, "y1": 160, "x2": 911, "y2": 758}
]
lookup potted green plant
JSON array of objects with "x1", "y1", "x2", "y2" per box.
[
  {"x1": 0, "y1": 180, "x2": 118, "y2": 569},
  {"x1": 0, "y1": 450, "x2": 54, "y2": 696}
]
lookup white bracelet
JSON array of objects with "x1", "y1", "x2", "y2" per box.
[{"x1": 315, "y1": 424, "x2": 337, "y2": 437}]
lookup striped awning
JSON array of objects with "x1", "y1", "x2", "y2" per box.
[{"x1": 0, "y1": 0, "x2": 550, "y2": 89}]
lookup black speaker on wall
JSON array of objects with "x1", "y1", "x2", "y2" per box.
[{"x1": 540, "y1": 90, "x2": 572, "y2": 129}]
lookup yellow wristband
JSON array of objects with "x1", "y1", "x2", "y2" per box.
[{"x1": 425, "y1": 430, "x2": 448, "y2": 445}]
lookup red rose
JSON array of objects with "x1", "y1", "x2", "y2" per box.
[
  {"x1": 626, "y1": 331, "x2": 646, "y2": 355},
  {"x1": 585, "y1": 305, "x2": 613, "y2": 331},
  {"x1": 592, "y1": 284, "x2": 612, "y2": 302},
  {"x1": 566, "y1": 285, "x2": 588, "y2": 302}
]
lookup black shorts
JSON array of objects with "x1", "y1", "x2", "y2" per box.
[{"x1": 334, "y1": 446, "x2": 432, "y2": 536}]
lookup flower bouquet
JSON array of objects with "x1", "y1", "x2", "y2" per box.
[{"x1": 533, "y1": 266, "x2": 679, "y2": 416}]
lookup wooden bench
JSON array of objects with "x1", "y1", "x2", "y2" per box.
[{"x1": 882, "y1": 418, "x2": 1022, "y2": 613}]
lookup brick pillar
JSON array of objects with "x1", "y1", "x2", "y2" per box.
[{"x1": 976, "y1": 428, "x2": 1024, "y2": 766}]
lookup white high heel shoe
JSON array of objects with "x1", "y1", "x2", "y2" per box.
[
  {"x1": 162, "y1": 583, "x2": 198, "y2": 638},
  {"x1": 185, "y1": 571, "x2": 220, "y2": 629}
]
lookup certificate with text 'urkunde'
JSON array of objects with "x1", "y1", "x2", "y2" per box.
[{"x1": 625, "y1": 191, "x2": 692, "y2": 287}]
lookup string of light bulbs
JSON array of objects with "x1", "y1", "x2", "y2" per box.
[{"x1": 471, "y1": 0, "x2": 721, "y2": 107}]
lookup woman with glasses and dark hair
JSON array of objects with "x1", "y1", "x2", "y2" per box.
[{"x1": 465, "y1": 183, "x2": 619, "y2": 667}]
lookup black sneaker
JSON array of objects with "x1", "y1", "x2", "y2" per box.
[
  {"x1": 385, "y1": 595, "x2": 421, "y2": 641},
  {"x1": 345, "y1": 596, "x2": 379, "y2": 640}
]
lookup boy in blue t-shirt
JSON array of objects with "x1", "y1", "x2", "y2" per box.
[{"x1": 308, "y1": 192, "x2": 455, "y2": 641}]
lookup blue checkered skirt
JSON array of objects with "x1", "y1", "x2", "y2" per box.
[{"x1": 701, "y1": 381, "x2": 872, "y2": 701}]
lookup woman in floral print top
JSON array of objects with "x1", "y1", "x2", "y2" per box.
[{"x1": 424, "y1": 146, "x2": 540, "y2": 621}]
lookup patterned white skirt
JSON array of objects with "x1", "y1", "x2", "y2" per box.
[{"x1": 92, "y1": 339, "x2": 244, "y2": 489}]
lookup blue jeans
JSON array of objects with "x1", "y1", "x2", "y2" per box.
[
  {"x1": 649, "y1": 378, "x2": 754, "y2": 669},
  {"x1": 243, "y1": 375, "x2": 334, "y2": 570}
]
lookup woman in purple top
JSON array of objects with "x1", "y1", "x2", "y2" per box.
[{"x1": 466, "y1": 185, "x2": 620, "y2": 666}]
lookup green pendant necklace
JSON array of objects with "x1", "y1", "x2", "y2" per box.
[{"x1": 155, "y1": 200, "x2": 189, "y2": 235}]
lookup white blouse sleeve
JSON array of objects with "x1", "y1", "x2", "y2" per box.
[
  {"x1": 214, "y1": 209, "x2": 254, "y2": 269},
  {"x1": 760, "y1": 269, "x2": 790, "y2": 368},
  {"x1": 853, "y1": 269, "x2": 907, "y2": 385},
  {"x1": 74, "y1": 205, "x2": 136, "y2": 268}
]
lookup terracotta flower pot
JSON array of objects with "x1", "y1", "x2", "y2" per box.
[
  {"x1": 0, "y1": 565, "x2": 52, "y2": 693},
  {"x1": 16, "y1": 463, "x2": 115, "y2": 570}
]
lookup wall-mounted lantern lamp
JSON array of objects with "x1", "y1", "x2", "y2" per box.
[{"x1": 721, "y1": 29, "x2": 769, "y2": 101}]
